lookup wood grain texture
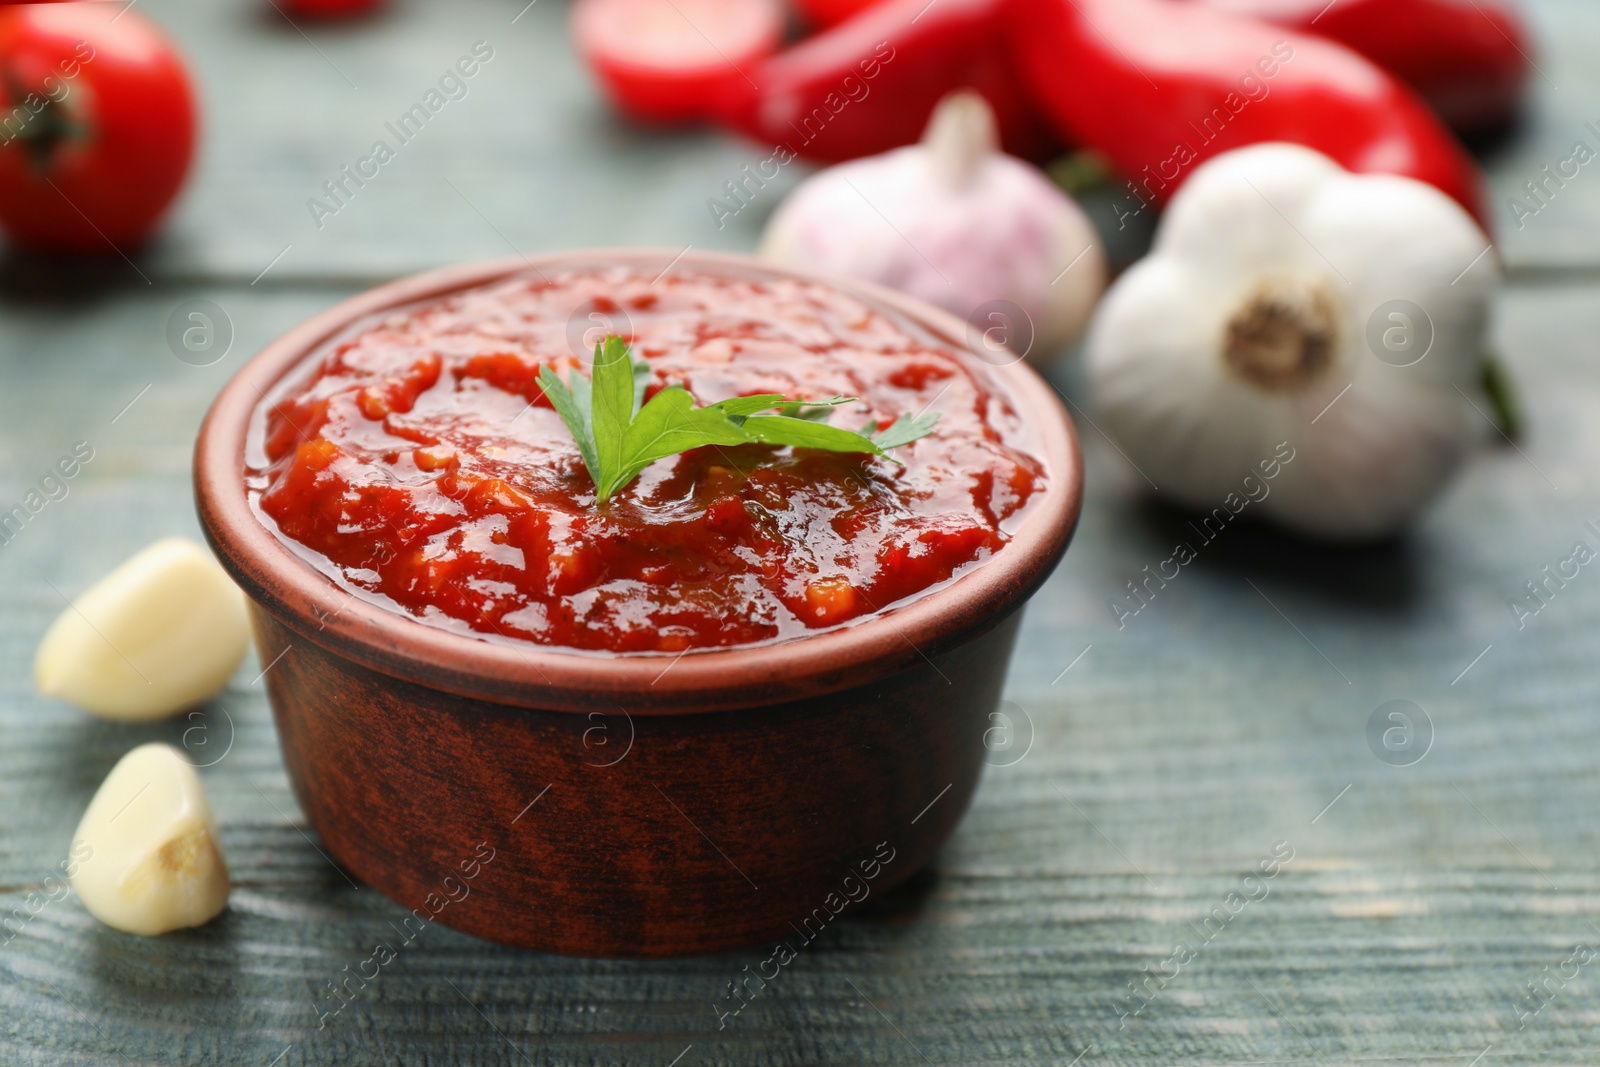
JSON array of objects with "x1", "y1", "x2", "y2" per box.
[{"x1": 1, "y1": 0, "x2": 1598, "y2": 1062}]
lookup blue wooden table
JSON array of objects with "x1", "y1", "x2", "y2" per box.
[{"x1": 2, "y1": 0, "x2": 1599, "y2": 1063}]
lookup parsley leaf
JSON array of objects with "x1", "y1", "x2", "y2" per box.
[
  {"x1": 537, "y1": 335, "x2": 940, "y2": 504},
  {"x1": 739, "y1": 415, "x2": 892, "y2": 458},
  {"x1": 608, "y1": 386, "x2": 752, "y2": 501},
  {"x1": 535, "y1": 365, "x2": 597, "y2": 479},
  {"x1": 869, "y1": 412, "x2": 943, "y2": 451}
]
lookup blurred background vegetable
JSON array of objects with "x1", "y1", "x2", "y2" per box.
[
  {"x1": 1194, "y1": 0, "x2": 1531, "y2": 142},
  {"x1": 708, "y1": 0, "x2": 1057, "y2": 162},
  {"x1": 1086, "y1": 143, "x2": 1498, "y2": 539},
  {"x1": 276, "y1": 0, "x2": 387, "y2": 19},
  {"x1": 1005, "y1": 0, "x2": 1489, "y2": 228},
  {"x1": 572, "y1": 0, "x2": 782, "y2": 125},
  {"x1": 787, "y1": 0, "x2": 1533, "y2": 143},
  {"x1": 762, "y1": 91, "x2": 1103, "y2": 364},
  {"x1": 793, "y1": 0, "x2": 879, "y2": 29},
  {"x1": 0, "y1": 1, "x2": 196, "y2": 252}
]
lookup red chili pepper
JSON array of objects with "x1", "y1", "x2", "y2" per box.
[
  {"x1": 572, "y1": 0, "x2": 784, "y2": 125},
  {"x1": 783, "y1": 0, "x2": 1533, "y2": 142},
  {"x1": 793, "y1": 0, "x2": 880, "y2": 30},
  {"x1": 1005, "y1": 0, "x2": 1489, "y2": 229},
  {"x1": 1195, "y1": 0, "x2": 1532, "y2": 142},
  {"x1": 711, "y1": 0, "x2": 1056, "y2": 163}
]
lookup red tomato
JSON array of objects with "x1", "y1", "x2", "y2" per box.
[
  {"x1": 275, "y1": 0, "x2": 386, "y2": 19},
  {"x1": 0, "y1": 3, "x2": 196, "y2": 253},
  {"x1": 572, "y1": 0, "x2": 783, "y2": 125}
]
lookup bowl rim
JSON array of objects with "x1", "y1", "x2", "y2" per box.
[{"x1": 194, "y1": 248, "x2": 1083, "y2": 715}]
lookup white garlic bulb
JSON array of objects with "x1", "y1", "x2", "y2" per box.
[
  {"x1": 761, "y1": 91, "x2": 1106, "y2": 364},
  {"x1": 71, "y1": 743, "x2": 230, "y2": 936},
  {"x1": 35, "y1": 537, "x2": 251, "y2": 720},
  {"x1": 1086, "y1": 143, "x2": 1498, "y2": 539}
]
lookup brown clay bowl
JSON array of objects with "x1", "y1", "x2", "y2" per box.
[{"x1": 194, "y1": 249, "x2": 1082, "y2": 958}]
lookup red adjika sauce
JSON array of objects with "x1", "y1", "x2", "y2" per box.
[{"x1": 248, "y1": 267, "x2": 1045, "y2": 653}]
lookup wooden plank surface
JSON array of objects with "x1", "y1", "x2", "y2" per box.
[{"x1": 2, "y1": 0, "x2": 1599, "y2": 1064}]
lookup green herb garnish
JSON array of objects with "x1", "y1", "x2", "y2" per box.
[{"x1": 536, "y1": 335, "x2": 940, "y2": 504}]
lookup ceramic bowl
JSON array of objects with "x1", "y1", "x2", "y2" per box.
[{"x1": 194, "y1": 249, "x2": 1081, "y2": 958}]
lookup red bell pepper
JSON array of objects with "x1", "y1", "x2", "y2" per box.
[
  {"x1": 1005, "y1": 0, "x2": 1489, "y2": 228},
  {"x1": 1196, "y1": 0, "x2": 1532, "y2": 141},
  {"x1": 711, "y1": 0, "x2": 1056, "y2": 163}
]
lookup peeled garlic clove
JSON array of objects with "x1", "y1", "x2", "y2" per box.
[
  {"x1": 35, "y1": 537, "x2": 250, "y2": 721},
  {"x1": 71, "y1": 743, "x2": 230, "y2": 936}
]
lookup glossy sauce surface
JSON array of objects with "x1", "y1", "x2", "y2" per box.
[{"x1": 249, "y1": 267, "x2": 1045, "y2": 652}]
